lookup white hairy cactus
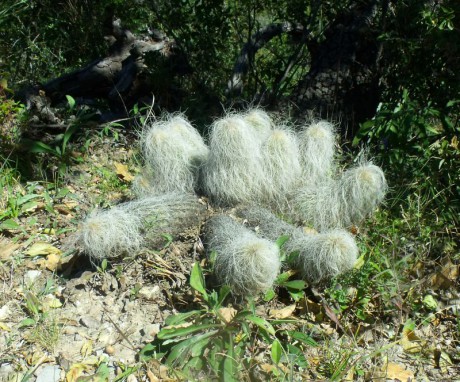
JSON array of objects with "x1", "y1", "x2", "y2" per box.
[
  {"x1": 201, "y1": 114, "x2": 265, "y2": 205},
  {"x1": 238, "y1": 206, "x2": 358, "y2": 281},
  {"x1": 298, "y1": 120, "x2": 336, "y2": 185},
  {"x1": 205, "y1": 215, "x2": 280, "y2": 295},
  {"x1": 76, "y1": 206, "x2": 144, "y2": 261},
  {"x1": 294, "y1": 162, "x2": 387, "y2": 230},
  {"x1": 140, "y1": 115, "x2": 208, "y2": 194},
  {"x1": 243, "y1": 108, "x2": 273, "y2": 140},
  {"x1": 261, "y1": 126, "x2": 302, "y2": 208}
]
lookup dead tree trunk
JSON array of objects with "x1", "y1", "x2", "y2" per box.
[{"x1": 20, "y1": 20, "x2": 182, "y2": 122}]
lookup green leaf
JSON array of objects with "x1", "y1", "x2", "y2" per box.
[
  {"x1": 138, "y1": 343, "x2": 166, "y2": 361},
  {"x1": 289, "y1": 331, "x2": 318, "y2": 346},
  {"x1": 65, "y1": 94, "x2": 76, "y2": 110},
  {"x1": 246, "y1": 315, "x2": 275, "y2": 335},
  {"x1": 276, "y1": 271, "x2": 292, "y2": 285},
  {"x1": 275, "y1": 235, "x2": 290, "y2": 249},
  {"x1": 26, "y1": 140, "x2": 57, "y2": 155},
  {"x1": 18, "y1": 318, "x2": 36, "y2": 328},
  {"x1": 190, "y1": 262, "x2": 208, "y2": 299},
  {"x1": 263, "y1": 289, "x2": 276, "y2": 302},
  {"x1": 286, "y1": 344, "x2": 308, "y2": 367},
  {"x1": 166, "y1": 330, "x2": 218, "y2": 366},
  {"x1": 17, "y1": 194, "x2": 40, "y2": 206},
  {"x1": 0, "y1": 219, "x2": 20, "y2": 230},
  {"x1": 158, "y1": 323, "x2": 220, "y2": 340},
  {"x1": 284, "y1": 280, "x2": 307, "y2": 290},
  {"x1": 62, "y1": 123, "x2": 79, "y2": 153},
  {"x1": 165, "y1": 310, "x2": 201, "y2": 326},
  {"x1": 271, "y1": 339, "x2": 282, "y2": 364}
]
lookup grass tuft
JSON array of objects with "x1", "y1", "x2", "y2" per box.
[{"x1": 205, "y1": 215, "x2": 280, "y2": 295}]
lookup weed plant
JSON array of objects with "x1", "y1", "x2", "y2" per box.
[
  {"x1": 201, "y1": 114, "x2": 265, "y2": 205},
  {"x1": 205, "y1": 215, "x2": 280, "y2": 295}
]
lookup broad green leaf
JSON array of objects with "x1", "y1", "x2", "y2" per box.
[
  {"x1": 190, "y1": 262, "x2": 207, "y2": 298},
  {"x1": 289, "y1": 331, "x2": 318, "y2": 346},
  {"x1": 166, "y1": 330, "x2": 218, "y2": 366},
  {"x1": 276, "y1": 270, "x2": 294, "y2": 285},
  {"x1": 275, "y1": 235, "x2": 290, "y2": 249},
  {"x1": 165, "y1": 310, "x2": 201, "y2": 326},
  {"x1": 0, "y1": 219, "x2": 20, "y2": 230},
  {"x1": 18, "y1": 318, "x2": 36, "y2": 328},
  {"x1": 286, "y1": 344, "x2": 309, "y2": 367},
  {"x1": 138, "y1": 343, "x2": 166, "y2": 361},
  {"x1": 284, "y1": 280, "x2": 307, "y2": 290},
  {"x1": 66, "y1": 94, "x2": 76, "y2": 110},
  {"x1": 271, "y1": 339, "x2": 282, "y2": 364},
  {"x1": 158, "y1": 323, "x2": 220, "y2": 340},
  {"x1": 27, "y1": 140, "x2": 57, "y2": 155},
  {"x1": 246, "y1": 315, "x2": 275, "y2": 335},
  {"x1": 263, "y1": 289, "x2": 276, "y2": 302}
]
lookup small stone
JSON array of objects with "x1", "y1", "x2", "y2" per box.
[
  {"x1": 0, "y1": 363, "x2": 14, "y2": 380},
  {"x1": 105, "y1": 345, "x2": 115, "y2": 355},
  {"x1": 35, "y1": 365, "x2": 61, "y2": 382},
  {"x1": 0, "y1": 303, "x2": 12, "y2": 321},
  {"x1": 137, "y1": 285, "x2": 160, "y2": 301},
  {"x1": 79, "y1": 316, "x2": 100, "y2": 329},
  {"x1": 24, "y1": 270, "x2": 42, "y2": 286},
  {"x1": 140, "y1": 324, "x2": 160, "y2": 342}
]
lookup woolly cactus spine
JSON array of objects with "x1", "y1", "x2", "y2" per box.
[
  {"x1": 121, "y1": 193, "x2": 205, "y2": 248},
  {"x1": 298, "y1": 120, "x2": 336, "y2": 185},
  {"x1": 337, "y1": 162, "x2": 388, "y2": 226},
  {"x1": 294, "y1": 162, "x2": 387, "y2": 230},
  {"x1": 167, "y1": 114, "x2": 209, "y2": 167},
  {"x1": 238, "y1": 206, "x2": 358, "y2": 282},
  {"x1": 205, "y1": 215, "x2": 280, "y2": 295},
  {"x1": 201, "y1": 114, "x2": 265, "y2": 205},
  {"x1": 243, "y1": 108, "x2": 273, "y2": 140},
  {"x1": 75, "y1": 206, "x2": 144, "y2": 261},
  {"x1": 261, "y1": 126, "x2": 301, "y2": 208}
]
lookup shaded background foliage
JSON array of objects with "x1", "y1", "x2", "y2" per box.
[{"x1": 0, "y1": 0, "x2": 459, "y2": 230}]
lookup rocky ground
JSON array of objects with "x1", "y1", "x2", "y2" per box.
[{"x1": 0, "y1": 130, "x2": 459, "y2": 381}]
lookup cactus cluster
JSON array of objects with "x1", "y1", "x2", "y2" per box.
[{"x1": 75, "y1": 109, "x2": 387, "y2": 295}]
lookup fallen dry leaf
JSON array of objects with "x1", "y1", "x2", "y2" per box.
[
  {"x1": 384, "y1": 362, "x2": 415, "y2": 382},
  {"x1": 270, "y1": 304, "x2": 296, "y2": 319},
  {"x1": 0, "y1": 238, "x2": 20, "y2": 260},
  {"x1": 429, "y1": 260, "x2": 459, "y2": 290},
  {"x1": 25, "y1": 242, "x2": 62, "y2": 257},
  {"x1": 218, "y1": 307, "x2": 237, "y2": 324},
  {"x1": 43, "y1": 253, "x2": 62, "y2": 271},
  {"x1": 401, "y1": 325, "x2": 424, "y2": 354},
  {"x1": 114, "y1": 162, "x2": 134, "y2": 182},
  {"x1": 66, "y1": 363, "x2": 92, "y2": 382},
  {"x1": 80, "y1": 340, "x2": 93, "y2": 358}
]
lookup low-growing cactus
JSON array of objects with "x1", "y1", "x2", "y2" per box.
[
  {"x1": 205, "y1": 215, "x2": 280, "y2": 295},
  {"x1": 243, "y1": 108, "x2": 273, "y2": 140},
  {"x1": 261, "y1": 126, "x2": 302, "y2": 208},
  {"x1": 294, "y1": 162, "x2": 387, "y2": 230},
  {"x1": 298, "y1": 120, "x2": 336, "y2": 185},
  {"x1": 122, "y1": 193, "x2": 206, "y2": 248},
  {"x1": 75, "y1": 206, "x2": 144, "y2": 261},
  {"x1": 201, "y1": 114, "x2": 265, "y2": 205},
  {"x1": 238, "y1": 206, "x2": 358, "y2": 282},
  {"x1": 140, "y1": 115, "x2": 208, "y2": 194}
]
